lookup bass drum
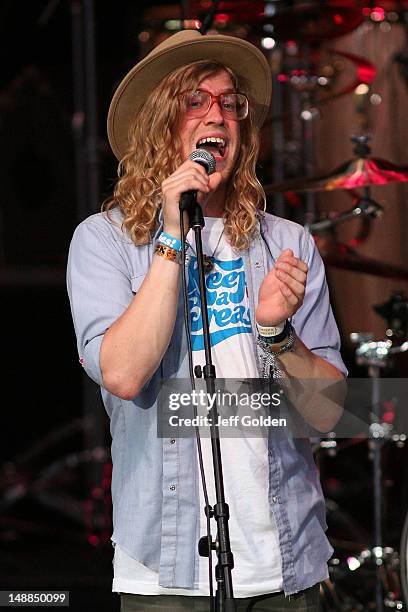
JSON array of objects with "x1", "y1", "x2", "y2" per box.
[{"x1": 400, "y1": 510, "x2": 408, "y2": 606}]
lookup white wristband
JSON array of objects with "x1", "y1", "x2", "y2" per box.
[{"x1": 256, "y1": 321, "x2": 286, "y2": 338}]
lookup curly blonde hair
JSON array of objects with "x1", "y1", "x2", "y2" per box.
[{"x1": 103, "y1": 60, "x2": 266, "y2": 250}]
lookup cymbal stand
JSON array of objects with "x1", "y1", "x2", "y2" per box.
[
  {"x1": 307, "y1": 196, "x2": 383, "y2": 234},
  {"x1": 351, "y1": 333, "x2": 408, "y2": 611}
]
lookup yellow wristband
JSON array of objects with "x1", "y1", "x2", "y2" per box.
[{"x1": 155, "y1": 243, "x2": 178, "y2": 262}]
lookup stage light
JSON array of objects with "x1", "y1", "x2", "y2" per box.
[
  {"x1": 346, "y1": 556, "x2": 361, "y2": 571},
  {"x1": 264, "y1": 3, "x2": 276, "y2": 17},
  {"x1": 165, "y1": 20, "x2": 180, "y2": 30},
  {"x1": 371, "y1": 7, "x2": 385, "y2": 22},
  {"x1": 138, "y1": 31, "x2": 150, "y2": 42},
  {"x1": 370, "y1": 93, "x2": 382, "y2": 106},
  {"x1": 261, "y1": 37, "x2": 276, "y2": 50},
  {"x1": 355, "y1": 83, "x2": 369, "y2": 96},
  {"x1": 263, "y1": 24, "x2": 274, "y2": 33},
  {"x1": 380, "y1": 22, "x2": 391, "y2": 32}
]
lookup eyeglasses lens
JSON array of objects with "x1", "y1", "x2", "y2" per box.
[{"x1": 185, "y1": 91, "x2": 248, "y2": 120}]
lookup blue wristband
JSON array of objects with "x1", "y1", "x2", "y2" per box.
[{"x1": 157, "y1": 231, "x2": 182, "y2": 252}]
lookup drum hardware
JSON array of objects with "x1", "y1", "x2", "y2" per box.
[
  {"x1": 350, "y1": 305, "x2": 408, "y2": 611},
  {"x1": 349, "y1": 547, "x2": 404, "y2": 610},
  {"x1": 307, "y1": 196, "x2": 383, "y2": 234},
  {"x1": 271, "y1": 48, "x2": 376, "y2": 121},
  {"x1": 391, "y1": 433, "x2": 407, "y2": 449},
  {"x1": 319, "y1": 435, "x2": 338, "y2": 457},
  {"x1": 374, "y1": 292, "x2": 408, "y2": 341},
  {"x1": 319, "y1": 500, "x2": 372, "y2": 610},
  {"x1": 326, "y1": 532, "x2": 405, "y2": 609},
  {"x1": 265, "y1": 134, "x2": 408, "y2": 193},
  {"x1": 355, "y1": 339, "x2": 408, "y2": 369},
  {"x1": 0, "y1": 417, "x2": 111, "y2": 543},
  {"x1": 187, "y1": 1, "x2": 366, "y2": 42},
  {"x1": 316, "y1": 239, "x2": 408, "y2": 280}
]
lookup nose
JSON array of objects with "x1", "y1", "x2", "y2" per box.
[{"x1": 204, "y1": 99, "x2": 224, "y2": 124}]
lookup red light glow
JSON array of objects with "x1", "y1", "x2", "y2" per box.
[
  {"x1": 371, "y1": 7, "x2": 385, "y2": 22},
  {"x1": 215, "y1": 13, "x2": 229, "y2": 23}
]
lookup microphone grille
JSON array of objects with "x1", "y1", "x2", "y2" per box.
[{"x1": 189, "y1": 148, "x2": 216, "y2": 175}]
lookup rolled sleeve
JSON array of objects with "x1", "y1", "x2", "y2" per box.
[
  {"x1": 66, "y1": 217, "x2": 134, "y2": 386},
  {"x1": 293, "y1": 230, "x2": 347, "y2": 376}
]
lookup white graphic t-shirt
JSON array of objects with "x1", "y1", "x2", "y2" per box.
[{"x1": 113, "y1": 218, "x2": 283, "y2": 597}]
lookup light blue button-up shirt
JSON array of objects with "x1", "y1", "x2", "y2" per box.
[{"x1": 67, "y1": 208, "x2": 346, "y2": 596}]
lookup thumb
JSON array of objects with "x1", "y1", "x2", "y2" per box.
[
  {"x1": 208, "y1": 171, "x2": 222, "y2": 191},
  {"x1": 197, "y1": 171, "x2": 223, "y2": 204}
]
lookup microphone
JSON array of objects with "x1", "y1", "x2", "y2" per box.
[
  {"x1": 179, "y1": 149, "x2": 216, "y2": 216},
  {"x1": 189, "y1": 148, "x2": 216, "y2": 175}
]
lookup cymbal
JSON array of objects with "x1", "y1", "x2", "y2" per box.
[
  {"x1": 266, "y1": 157, "x2": 408, "y2": 193},
  {"x1": 258, "y1": 0, "x2": 365, "y2": 42},
  {"x1": 315, "y1": 237, "x2": 408, "y2": 281},
  {"x1": 189, "y1": 1, "x2": 364, "y2": 41}
]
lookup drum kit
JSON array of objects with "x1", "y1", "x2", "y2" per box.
[
  {"x1": 263, "y1": 119, "x2": 408, "y2": 611},
  {"x1": 266, "y1": 126, "x2": 408, "y2": 609},
  {"x1": 224, "y1": 2, "x2": 408, "y2": 609}
]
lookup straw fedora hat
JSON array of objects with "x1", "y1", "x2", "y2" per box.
[{"x1": 107, "y1": 29, "x2": 272, "y2": 160}]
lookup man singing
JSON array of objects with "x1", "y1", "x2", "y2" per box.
[{"x1": 67, "y1": 29, "x2": 346, "y2": 611}]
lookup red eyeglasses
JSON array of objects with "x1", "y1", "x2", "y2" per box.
[{"x1": 181, "y1": 89, "x2": 249, "y2": 121}]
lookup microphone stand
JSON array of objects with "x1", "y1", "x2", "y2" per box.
[{"x1": 180, "y1": 194, "x2": 236, "y2": 612}]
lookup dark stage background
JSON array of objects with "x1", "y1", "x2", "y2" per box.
[{"x1": 2, "y1": 2, "x2": 408, "y2": 611}]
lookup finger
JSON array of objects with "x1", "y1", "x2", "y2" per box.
[
  {"x1": 164, "y1": 170, "x2": 210, "y2": 188},
  {"x1": 163, "y1": 175, "x2": 210, "y2": 195},
  {"x1": 198, "y1": 173, "x2": 223, "y2": 204},
  {"x1": 275, "y1": 261, "x2": 307, "y2": 283},
  {"x1": 171, "y1": 160, "x2": 210, "y2": 179},
  {"x1": 279, "y1": 249, "x2": 294, "y2": 258},
  {"x1": 275, "y1": 269, "x2": 305, "y2": 299},
  {"x1": 277, "y1": 255, "x2": 308, "y2": 273},
  {"x1": 278, "y1": 280, "x2": 301, "y2": 306}
]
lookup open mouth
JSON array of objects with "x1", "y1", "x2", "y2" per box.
[{"x1": 196, "y1": 136, "x2": 226, "y2": 159}]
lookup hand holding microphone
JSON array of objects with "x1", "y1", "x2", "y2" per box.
[{"x1": 161, "y1": 149, "x2": 220, "y2": 237}]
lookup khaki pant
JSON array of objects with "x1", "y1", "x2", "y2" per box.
[{"x1": 120, "y1": 585, "x2": 320, "y2": 611}]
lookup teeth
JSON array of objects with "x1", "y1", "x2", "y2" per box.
[{"x1": 197, "y1": 137, "x2": 226, "y2": 147}]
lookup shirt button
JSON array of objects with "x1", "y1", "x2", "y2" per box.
[
  {"x1": 169, "y1": 484, "x2": 176, "y2": 491},
  {"x1": 170, "y1": 438, "x2": 176, "y2": 444},
  {"x1": 272, "y1": 495, "x2": 278, "y2": 503},
  {"x1": 254, "y1": 261, "x2": 261, "y2": 268}
]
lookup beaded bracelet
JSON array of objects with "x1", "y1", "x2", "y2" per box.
[{"x1": 258, "y1": 323, "x2": 296, "y2": 378}]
